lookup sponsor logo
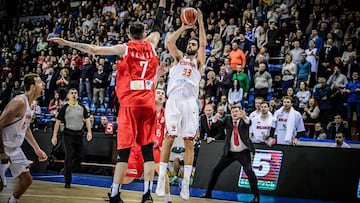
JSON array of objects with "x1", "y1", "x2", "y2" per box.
[{"x1": 238, "y1": 149, "x2": 283, "y2": 191}]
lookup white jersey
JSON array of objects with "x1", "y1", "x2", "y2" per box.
[
  {"x1": 167, "y1": 57, "x2": 201, "y2": 99},
  {"x1": 250, "y1": 115, "x2": 273, "y2": 143},
  {"x1": 2, "y1": 94, "x2": 33, "y2": 153}
]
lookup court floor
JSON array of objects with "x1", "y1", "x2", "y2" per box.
[{"x1": 0, "y1": 178, "x2": 236, "y2": 203}]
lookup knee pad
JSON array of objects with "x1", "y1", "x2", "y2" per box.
[
  {"x1": 117, "y1": 148, "x2": 131, "y2": 163},
  {"x1": 141, "y1": 143, "x2": 154, "y2": 162}
]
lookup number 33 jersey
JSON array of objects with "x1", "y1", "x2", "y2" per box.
[
  {"x1": 167, "y1": 57, "x2": 201, "y2": 98},
  {"x1": 116, "y1": 40, "x2": 159, "y2": 107}
]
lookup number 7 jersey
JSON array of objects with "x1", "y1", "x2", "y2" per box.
[
  {"x1": 167, "y1": 57, "x2": 201, "y2": 98},
  {"x1": 116, "y1": 40, "x2": 159, "y2": 107}
]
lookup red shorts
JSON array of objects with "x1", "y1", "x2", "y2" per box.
[
  {"x1": 153, "y1": 147, "x2": 161, "y2": 164},
  {"x1": 126, "y1": 145, "x2": 143, "y2": 178},
  {"x1": 117, "y1": 106, "x2": 156, "y2": 149}
]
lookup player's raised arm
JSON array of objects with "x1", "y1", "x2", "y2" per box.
[
  {"x1": 146, "y1": 0, "x2": 166, "y2": 48},
  {"x1": 49, "y1": 37, "x2": 125, "y2": 56},
  {"x1": 197, "y1": 9, "x2": 206, "y2": 72}
]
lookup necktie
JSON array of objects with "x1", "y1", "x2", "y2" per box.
[
  {"x1": 233, "y1": 121, "x2": 240, "y2": 146},
  {"x1": 208, "y1": 120, "x2": 211, "y2": 129}
]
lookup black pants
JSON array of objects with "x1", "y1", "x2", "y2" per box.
[
  {"x1": 63, "y1": 128, "x2": 83, "y2": 184},
  {"x1": 206, "y1": 150, "x2": 259, "y2": 196}
]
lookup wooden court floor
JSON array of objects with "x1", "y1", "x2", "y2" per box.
[{"x1": 0, "y1": 178, "x2": 236, "y2": 203}]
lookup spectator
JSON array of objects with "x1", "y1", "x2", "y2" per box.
[
  {"x1": 229, "y1": 42, "x2": 246, "y2": 72},
  {"x1": 313, "y1": 122, "x2": 327, "y2": 140},
  {"x1": 92, "y1": 64, "x2": 107, "y2": 109},
  {"x1": 232, "y1": 64, "x2": 249, "y2": 99},
  {"x1": 214, "y1": 65, "x2": 231, "y2": 100},
  {"x1": 10, "y1": 80, "x2": 23, "y2": 99},
  {"x1": 228, "y1": 79, "x2": 243, "y2": 107},
  {"x1": 0, "y1": 81, "x2": 11, "y2": 113},
  {"x1": 48, "y1": 91, "x2": 64, "y2": 118},
  {"x1": 296, "y1": 81, "x2": 311, "y2": 113},
  {"x1": 314, "y1": 77, "x2": 332, "y2": 128},
  {"x1": 326, "y1": 65, "x2": 348, "y2": 116},
  {"x1": 330, "y1": 132, "x2": 350, "y2": 148},
  {"x1": 302, "y1": 97, "x2": 321, "y2": 138},
  {"x1": 305, "y1": 40, "x2": 319, "y2": 87},
  {"x1": 56, "y1": 68, "x2": 70, "y2": 100},
  {"x1": 217, "y1": 95, "x2": 231, "y2": 114},
  {"x1": 93, "y1": 115, "x2": 108, "y2": 132},
  {"x1": 281, "y1": 54, "x2": 297, "y2": 95},
  {"x1": 327, "y1": 114, "x2": 350, "y2": 140},
  {"x1": 200, "y1": 104, "x2": 225, "y2": 143},
  {"x1": 79, "y1": 56, "x2": 94, "y2": 101},
  {"x1": 296, "y1": 53, "x2": 311, "y2": 86},
  {"x1": 265, "y1": 19, "x2": 284, "y2": 57},
  {"x1": 343, "y1": 71, "x2": 360, "y2": 139},
  {"x1": 341, "y1": 43, "x2": 356, "y2": 66},
  {"x1": 0, "y1": 58, "x2": 15, "y2": 80},
  {"x1": 290, "y1": 40, "x2": 304, "y2": 65},
  {"x1": 254, "y1": 62, "x2": 272, "y2": 101},
  {"x1": 43, "y1": 67, "x2": 58, "y2": 106},
  {"x1": 319, "y1": 38, "x2": 339, "y2": 78}
]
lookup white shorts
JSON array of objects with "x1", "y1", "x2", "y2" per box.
[
  {"x1": 165, "y1": 97, "x2": 199, "y2": 138},
  {"x1": 3, "y1": 148, "x2": 32, "y2": 178}
]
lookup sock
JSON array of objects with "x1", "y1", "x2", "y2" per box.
[
  {"x1": 159, "y1": 162, "x2": 168, "y2": 176},
  {"x1": 144, "y1": 181, "x2": 152, "y2": 194},
  {"x1": 184, "y1": 165, "x2": 193, "y2": 181},
  {"x1": 164, "y1": 192, "x2": 171, "y2": 202},
  {"x1": 8, "y1": 195, "x2": 18, "y2": 203},
  {"x1": 110, "y1": 183, "x2": 121, "y2": 197},
  {"x1": 150, "y1": 181, "x2": 153, "y2": 192}
]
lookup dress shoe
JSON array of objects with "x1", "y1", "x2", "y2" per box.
[
  {"x1": 64, "y1": 183, "x2": 71, "y2": 188},
  {"x1": 200, "y1": 192, "x2": 211, "y2": 198},
  {"x1": 250, "y1": 195, "x2": 260, "y2": 203}
]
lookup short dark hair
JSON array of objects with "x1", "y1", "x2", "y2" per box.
[
  {"x1": 23, "y1": 73, "x2": 39, "y2": 91},
  {"x1": 231, "y1": 104, "x2": 242, "y2": 110},
  {"x1": 188, "y1": 37, "x2": 199, "y2": 47},
  {"x1": 129, "y1": 22, "x2": 145, "y2": 40},
  {"x1": 67, "y1": 88, "x2": 78, "y2": 94},
  {"x1": 282, "y1": 96, "x2": 293, "y2": 103}
]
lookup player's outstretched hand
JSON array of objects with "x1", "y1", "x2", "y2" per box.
[{"x1": 48, "y1": 37, "x2": 68, "y2": 46}]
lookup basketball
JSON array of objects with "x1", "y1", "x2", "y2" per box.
[{"x1": 180, "y1": 7, "x2": 198, "y2": 25}]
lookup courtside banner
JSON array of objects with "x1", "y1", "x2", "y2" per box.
[{"x1": 238, "y1": 149, "x2": 283, "y2": 191}]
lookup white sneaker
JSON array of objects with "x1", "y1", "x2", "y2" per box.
[
  {"x1": 155, "y1": 175, "x2": 166, "y2": 197},
  {"x1": 180, "y1": 178, "x2": 190, "y2": 200}
]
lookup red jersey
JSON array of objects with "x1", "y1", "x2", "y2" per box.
[
  {"x1": 116, "y1": 40, "x2": 159, "y2": 107},
  {"x1": 154, "y1": 107, "x2": 166, "y2": 148}
]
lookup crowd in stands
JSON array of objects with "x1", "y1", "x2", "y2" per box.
[{"x1": 0, "y1": 0, "x2": 359, "y2": 142}]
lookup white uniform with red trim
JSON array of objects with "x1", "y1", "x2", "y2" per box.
[
  {"x1": 1, "y1": 94, "x2": 34, "y2": 178},
  {"x1": 165, "y1": 57, "x2": 200, "y2": 138}
]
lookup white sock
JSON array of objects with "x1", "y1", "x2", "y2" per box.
[
  {"x1": 144, "y1": 181, "x2": 152, "y2": 194},
  {"x1": 164, "y1": 192, "x2": 171, "y2": 202},
  {"x1": 8, "y1": 195, "x2": 18, "y2": 203},
  {"x1": 159, "y1": 162, "x2": 168, "y2": 176},
  {"x1": 150, "y1": 181, "x2": 153, "y2": 192},
  {"x1": 184, "y1": 165, "x2": 193, "y2": 181},
  {"x1": 110, "y1": 183, "x2": 121, "y2": 197}
]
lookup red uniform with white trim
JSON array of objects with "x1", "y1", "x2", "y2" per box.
[
  {"x1": 116, "y1": 40, "x2": 159, "y2": 149},
  {"x1": 125, "y1": 107, "x2": 166, "y2": 178}
]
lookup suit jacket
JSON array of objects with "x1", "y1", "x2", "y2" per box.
[
  {"x1": 221, "y1": 115, "x2": 255, "y2": 158},
  {"x1": 200, "y1": 114, "x2": 224, "y2": 140},
  {"x1": 215, "y1": 73, "x2": 232, "y2": 98},
  {"x1": 320, "y1": 45, "x2": 339, "y2": 63}
]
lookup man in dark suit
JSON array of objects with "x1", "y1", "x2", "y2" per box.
[
  {"x1": 215, "y1": 65, "x2": 232, "y2": 100},
  {"x1": 318, "y1": 38, "x2": 339, "y2": 78},
  {"x1": 200, "y1": 105, "x2": 259, "y2": 203},
  {"x1": 200, "y1": 104, "x2": 224, "y2": 141}
]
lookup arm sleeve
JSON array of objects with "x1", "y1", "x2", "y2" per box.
[{"x1": 56, "y1": 104, "x2": 67, "y2": 122}]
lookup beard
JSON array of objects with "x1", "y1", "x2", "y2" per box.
[{"x1": 186, "y1": 49, "x2": 197, "y2": 56}]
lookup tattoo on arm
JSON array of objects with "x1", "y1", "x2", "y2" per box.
[{"x1": 72, "y1": 42, "x2": 92, "y2": 53}]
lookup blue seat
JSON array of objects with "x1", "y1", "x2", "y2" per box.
[
  {"x1": 41, "y1": 107, "x2": 49, "y2": 114},
  {"x1": 107, "y1": 117, "x2": 115, "y2": 122}
]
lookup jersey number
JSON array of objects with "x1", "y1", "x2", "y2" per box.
[
  {"x1": 140, "y1": 61, "x2": 148, "y2": 79},
  {"x1": 182, "y1": 68, "x2": 192, "y2": 77}
]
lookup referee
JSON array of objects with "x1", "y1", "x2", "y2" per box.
[{"x1": 51, "y1": 88, "x2": 92, "y2": 188}]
